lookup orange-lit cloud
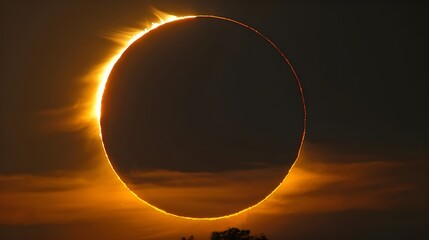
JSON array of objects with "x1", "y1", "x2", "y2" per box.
[
  {"x1": 125, "y1": 167, "x2": 285, "y2": 218},
  {"x1": 1, "y1": 144, "x2": 427, "y2": 239}
]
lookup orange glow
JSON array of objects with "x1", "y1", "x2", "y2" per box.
[
  {"x1": 83, "y1": 11, "x2": 306, "y2": 220},
  {"x1": 2, "y1": 146, "x2": 423, "y2": 226}
]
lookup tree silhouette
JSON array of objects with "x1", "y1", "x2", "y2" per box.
[
  {"x1": 211, "y1": 228, "x2": 267, "y2": 240},
  {"x1": 181, "y1": 227, "x2": 267, "y2": 240}
]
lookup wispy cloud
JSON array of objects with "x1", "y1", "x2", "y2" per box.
[
  {"x1": 125, "y1": 167, "x2": 286, "y2": 218},
  {"x1": 0, "y1": 143, "x2": 427, "y2": 239}
]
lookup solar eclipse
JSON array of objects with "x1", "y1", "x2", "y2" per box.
[{"x1": 99, "y1": 15, "x2": 305, "y2": 219}]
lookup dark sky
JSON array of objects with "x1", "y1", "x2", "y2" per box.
[{"x1": 1, "y1": 0, "x2": 428, "y2": 239}]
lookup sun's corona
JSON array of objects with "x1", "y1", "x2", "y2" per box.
[
  {"x1": 95, "y1": 14, "x2": 196, "y2": 122},
  {"x1": 95, "y1": 13, "x2": 306, "y2": 220}
]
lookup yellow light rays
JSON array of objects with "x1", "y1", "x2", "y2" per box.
[
  {"x1": 94, "y1": 13, "x2": 196, "y2": 122},
  {"x1": 92, "y1": 12, "x2": 306, "y2": 220}
]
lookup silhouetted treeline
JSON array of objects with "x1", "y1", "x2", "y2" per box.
[{"x1": 182, "y1": 227, "x2": 268, "y2": 240}]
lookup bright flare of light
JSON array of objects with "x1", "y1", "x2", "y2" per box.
[
  {"x1": 89, "y1": 11, "x2": 306, "y2": 221},
  {"x1": 94, "y1": 13, "x2": 196, "y2": 122}
]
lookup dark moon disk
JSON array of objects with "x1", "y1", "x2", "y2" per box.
[{"x1": 101, "y1": 16, "x2": 304, "y2": 218}]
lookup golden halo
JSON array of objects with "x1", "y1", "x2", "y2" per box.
[{"x1": 97, "y1": 14, "x2": 306, "y2": 220}]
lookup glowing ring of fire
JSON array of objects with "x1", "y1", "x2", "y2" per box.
[{"x1": 97, "y1": 15, "x2": 306, "y2": 220}]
